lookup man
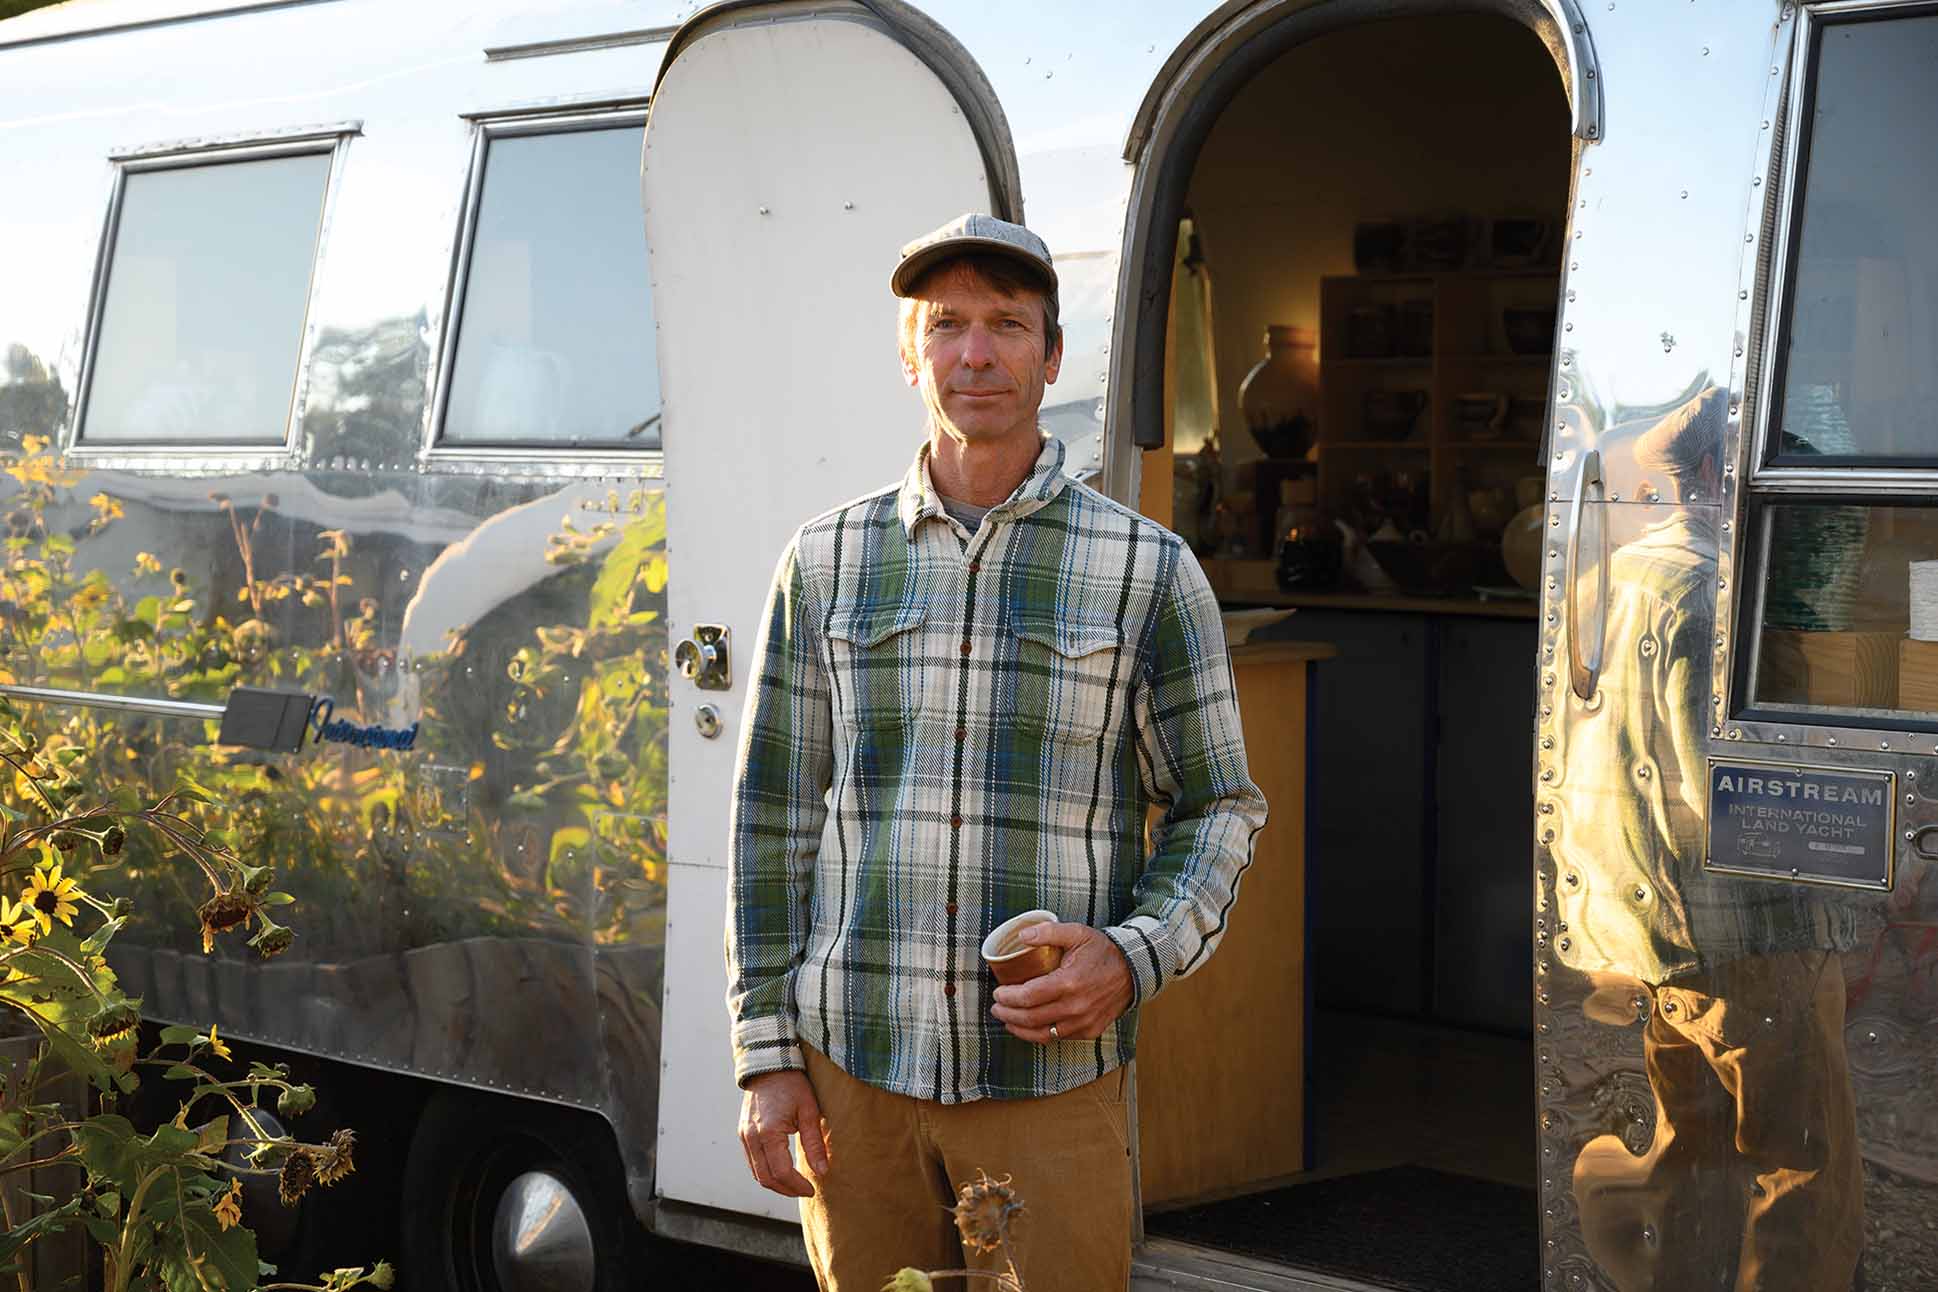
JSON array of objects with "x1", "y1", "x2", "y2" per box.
[
  {"x1": 1558, "y1": 387, "x2": 1862, "y2": 1291},
  {"x1": 725, "y1": 213, "x2": 1267, "y2": 1291}
]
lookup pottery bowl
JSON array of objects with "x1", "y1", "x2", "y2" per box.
[
  {"x1": 1362, "y1": 389, "x2": 1428, "y2": 440},
  {"x1": 981, "y1": 910, "x2": 1064, "y2": 986}
]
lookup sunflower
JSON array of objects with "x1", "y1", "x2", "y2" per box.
[
  {"x1": 952, "y1": 1170, "x2": 1023, "y2": 1255},
  {"x1": 88, "y1": 1002, "x2": 140, "y2": 1043},
  {"x1": 196, "y1": 889, "x2": 252, "y2": 953},
  {"x1": 314, "y1": 1128, "x2": 356, "y2": 1185},
  {"x1": 20, "y1": 861, "x2": 82, "y2": 935},
  {"x1": 0, "y1": 896, "x2": 35, "y2": 946},
  {"x1": 212, "y1": 1179, "x2": 243, "y2": 1231},
  {"x1": 278, "y1": 1149, "x2": 316, "y2": 1205}
]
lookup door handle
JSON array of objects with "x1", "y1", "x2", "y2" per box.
[
  {"x1": 674, "y1": 624, "x2": 732, "y2": 691},
  {"x1": 1566, "y1": 450, "x2": 1608, "y2": 701}
]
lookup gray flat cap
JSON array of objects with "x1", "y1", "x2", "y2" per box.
[{"x1": 891, "y1": 212, "x2": 1057, "y2": 297}]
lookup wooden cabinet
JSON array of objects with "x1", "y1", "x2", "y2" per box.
[
  {"x1": 1316, "y1": 270, "x2": 1557, "y2": 532},
  {"x1": 1136, "y1": 642, "x2": 1329, "y2": 1207}
]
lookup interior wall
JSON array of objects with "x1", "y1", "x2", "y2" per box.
[{"x1": 1186, "y1": 13, "x2": 1571, "y2": 467}]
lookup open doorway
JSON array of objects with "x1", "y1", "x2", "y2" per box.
[{"x1": 1136, "y1": 12, "x2": 1573, "y2": 1288}]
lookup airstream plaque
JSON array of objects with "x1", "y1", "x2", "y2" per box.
[{"x1": 1705, "y1": 759, "x2": 1894, "y2": 889}]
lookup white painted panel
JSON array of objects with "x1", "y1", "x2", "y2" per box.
[{"x1": 647, "y1": 10, "x2": 995, "y2": 1218}]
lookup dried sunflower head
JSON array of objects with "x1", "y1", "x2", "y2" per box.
[
  {"x1": 198, "y1": 890, "x2": 253, "y2": 951},
  {"x1": 87, "y1": 1002, "x2": 140, "y2": 1043},
  {"x1": 314, "y1": 1128, "x2": 355, "y2": 1185},
  {"x1": 953, "y1": 1170, "x2": 1023, "y2": 1255},
  {"x1": 250, "y1": 920, "x2": 294, "y2": 959},
  {"x1": 279, "y1": 1148, "x2": 316, "y2": 1205}
]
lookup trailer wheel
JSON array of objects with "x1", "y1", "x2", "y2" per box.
[{"x1": 401, "y1": 1090, "x2": 635, "y2": 1292}]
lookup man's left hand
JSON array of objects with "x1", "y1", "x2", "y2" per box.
[{"x1": 989, "y1": 922, "x2": 1133, "y2": 1043}]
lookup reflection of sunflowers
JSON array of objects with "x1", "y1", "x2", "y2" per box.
[
  {"x1": 232, "y1": 618, "x2": 274, "y2": 664},
  {"x1": 20, "y1": 860, "x2": 82, "y2": 934}
]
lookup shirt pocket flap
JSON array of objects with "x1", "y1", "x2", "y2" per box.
[
  {"x1": 1010, "y1": 611, "x2": 1123, "y2": 659},
  {"x1": 826, "y1": 601, "x2": 928, "y2": 649}
]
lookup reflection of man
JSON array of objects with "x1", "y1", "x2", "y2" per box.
[
  {"x1": 724, "y1": 214, "x2": 1266, "y2": 1290},
  {"x1": 1556, "y1": 387, "x2": 1862, "y2": 1291}
]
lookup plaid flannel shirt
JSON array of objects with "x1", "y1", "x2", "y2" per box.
[{"x1": 727, "y1": 434, "x2": 1267, "y2": 1103}]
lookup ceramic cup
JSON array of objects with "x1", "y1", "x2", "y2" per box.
[{"x1": 981, "y1": 909, "x2": 1064, "y2": 986}]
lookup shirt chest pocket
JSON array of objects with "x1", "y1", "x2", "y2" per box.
[
  {"x1": 1009, "y1": 612, "x2": 1132, "y2": 743},
  {"x1": 825, "y1": 601, "x2": 930, "y2": 732}
]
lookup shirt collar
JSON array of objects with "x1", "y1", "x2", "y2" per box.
[{"x1": 897, "y1": 432, "x2": 1069, "y2": 536}]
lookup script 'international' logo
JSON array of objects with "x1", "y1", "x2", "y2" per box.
[{"x1": 307, "y1": 697, "x2": 420, "y2": 751}]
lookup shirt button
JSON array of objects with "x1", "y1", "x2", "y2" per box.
[
  {"x1": 969, "y1": 561, "x2": 982, "y2": 575},
  {"x1": 943, "y1": 983, "x2": 956, "y2": 998},
  {"x1": 950, "y1": 814, "x2": 963, "y2": 829},
  {"x1": 955, "y1": 726, "x2": 967, "y2": 742},
  {"x1": 946, "y1": 901, "x2": 958, "y2": 915},
  {"x1": 959, "y1": 640, "x2": 972, "y2": 655},
  {"x1": 799, "y1": 891, "x2": 811, "y2": 905}
]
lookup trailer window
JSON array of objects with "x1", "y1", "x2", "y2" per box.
[
  {"x1": 1738, "y1": 6, "x2": 1938, "y2": 726},
  {"x1": 1747, "y1": 500, "x2": 1938, "y2": 717},
  {"x1": 438, "y1": 122, "x2": 660, "y2": 450},
  {"x1": 1766, "y1": 9, "x2": 1938, "y2": 467},
  {"x1": 78, "y1": 152, "x2": 330, "y2": 446}
]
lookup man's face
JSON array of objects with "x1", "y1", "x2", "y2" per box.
[{"x1": 901, "y1": 265, "x2": 1062, "y2": 446}]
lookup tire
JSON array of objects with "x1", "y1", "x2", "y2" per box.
[{"x1": 401, "y1": 1089, "x2": 638, "y2": 1292}]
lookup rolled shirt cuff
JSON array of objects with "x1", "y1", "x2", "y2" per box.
[
  {"x1": 732, "y1": 1013, "x2": 807, "y2": 1088},
  {"x1": 1104, "y1": 918, "x2": 1174, "y2": 1008}
]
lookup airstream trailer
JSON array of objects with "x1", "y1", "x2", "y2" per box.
[{"x1": 1, "y1": 0, "x2": 1935, "y2": 1287}]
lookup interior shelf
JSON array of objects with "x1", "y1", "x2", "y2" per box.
[{"x1": 1318, "y1": 269, "x2": 1559, "y2": 530}]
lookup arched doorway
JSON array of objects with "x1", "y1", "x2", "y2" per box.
[{"x1": 1126, "y1": 9, "x2": 1579, "y2": 1286}]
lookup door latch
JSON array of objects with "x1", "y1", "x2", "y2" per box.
[{"x1": 674, "y1": 624, "x2": 732, "y2": 691}]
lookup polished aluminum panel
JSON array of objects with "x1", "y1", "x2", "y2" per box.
[
  {"x1": 0, "y1": 0, "x2": 684, "y2": 1220},
  {"x1": 1538, "y1": 2, "x2": 1938, "y2": 1285}
]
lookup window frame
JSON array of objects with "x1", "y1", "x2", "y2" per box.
[
  {"x1": 1751, "y1": 0, "x2": 1938, "y2": 484},
  {"x1": 1721, "y1": 1, "x2": 1938, "y2": 747},
  {"x1": 68, "y1": 124, "x2": 355, "y2": 462},
  {"x1": 422, "y1": 101, "x2": 660, "y2": 471}
]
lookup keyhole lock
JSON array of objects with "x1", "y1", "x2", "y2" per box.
[
  {"x1": 674, "y1": 624, "x2": 732, "y2": 691},
  {"x1": 694, "y1": 704, "x2": 722, "y2": 739}
]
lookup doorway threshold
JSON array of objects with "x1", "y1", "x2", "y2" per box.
[{"x1": 1133, "y1": 1238, "x2": 1395, "y2": 1292}]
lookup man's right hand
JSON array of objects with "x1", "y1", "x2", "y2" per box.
[{"x1": 738, "y1": 1069, "x2": 829, "y2": 1198}]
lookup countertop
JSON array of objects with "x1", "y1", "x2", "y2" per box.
[
  {"x1": 1229, "y1": 640, "x2": 1338, "y2": 665},
  {"x1": 1203, "y1": 559, "x2": 1539, "y2": 621}
]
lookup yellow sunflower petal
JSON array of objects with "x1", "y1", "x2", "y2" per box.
[{"x1": 213, "y1": 1178, "x2": 243, "y2": 1230}]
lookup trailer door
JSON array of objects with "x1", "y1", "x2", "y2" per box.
[{"x1": 644, "y1": 4, "x2": 1012, "y2": 1222}]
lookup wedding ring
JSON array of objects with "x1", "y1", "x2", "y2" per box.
[{"x1": 1049, "y1": 1023, "x2": 1060, "y2": 1041}]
